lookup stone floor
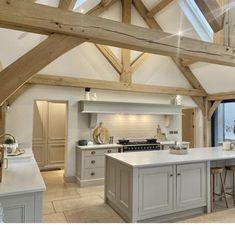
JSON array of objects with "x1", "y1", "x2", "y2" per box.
[{"x1": 42, "y1": 170, "x2": 235, "y2": 223}]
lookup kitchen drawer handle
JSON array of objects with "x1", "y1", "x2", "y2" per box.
[
  {"x1": 91, "y1": 160, "x2": 96, "y2": 164},
  {"x1": 91, "y1": 151, "x2": 96, "y2": 155},
  {"x1": 170, "y1": 174, "x2": 173, "y2": 177},
  {"x1": 107, "y1": 150, "x2": 111, "y2": 153},
  {"x1": 90, "y1": 172, "x2": 95, "y2": 176},
  {"x1": 177, "y1": 173, "x2": 181, "y2": 176}
]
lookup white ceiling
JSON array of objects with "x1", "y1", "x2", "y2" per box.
[{"x1": 0, "y1": 0, "x2": 234, "y2": 94}]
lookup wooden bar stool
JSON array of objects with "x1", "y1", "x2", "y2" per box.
[
  {"x1": 224, "y1": 165, "x2": 235, "y2": 206},
  {"x1": 211, "y1": 167, "x2": 229, "y2": 210}
]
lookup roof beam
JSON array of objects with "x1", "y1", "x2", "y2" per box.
[
  {"x1": 131, "y1": 53, "x2": 150, "y2": 74},
  {"x1": 87, "y1": 0, "x2": 117, "y2": 16},
  {"x1": 121, "y1": 0, "x2": 132, "y2": 84},
  {"x1": 194, "y1": 0, "x2": 225, "y2": 33},
  {"x1": 147, "y1": 0, "x2": 173, "y2": 18},
  {"x1": 95, "y1": 44, "x2": 122, "y2": 74},
  {"x1": 28, "y1": 74, "x2": 206, "y2": 97},
  {"x1": 0, "y1": 34, "x2": 85, "y2": 106},
  {"x1": 58, "y1": 0, "x2": 77, "y2": 10},
  {"x1": 207, "y1": 92, "x2": 235, "y2": 101},
  {"x1": 1, "y1": 1, "x2": 235, "y2": 67}
]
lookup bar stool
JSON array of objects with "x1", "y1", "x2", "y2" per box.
[
  {"x1": 211, "y1": 167, "x2": 229, "y2": 210},
  {"x1": 224, "y1": 165, "x2": 235, "y2": 206}
]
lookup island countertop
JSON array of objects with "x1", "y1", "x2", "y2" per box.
[
  {"x1": 76, "y1": 143, "x2": 122, "y2": 150},
  {"x1": 106, "y1": 147, "x2": 235, "y2": 168},
  {"x1": 0, "y1": 148, "x2": 46, "y2": 197}
]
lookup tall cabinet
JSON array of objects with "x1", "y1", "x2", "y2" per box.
[{"x1": 32, "y1": 100, "x2": 67, "y2": 169}]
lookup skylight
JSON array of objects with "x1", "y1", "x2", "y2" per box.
[
  {"x1": 74, "y1": 0, "x2": 87, "y2": 10},
  {"x1": 177, "y1": 0, "x2": 213, "y2": 42}
]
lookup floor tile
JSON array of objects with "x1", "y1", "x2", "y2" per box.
[
  {"x1": 43, "y1": 212, "x2": 67, "y2": 223},
  {"x1": 43, "y1": 201, "x2": 55, "y2": 215}
]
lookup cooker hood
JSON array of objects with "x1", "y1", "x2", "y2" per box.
[{"x1": 78, "y1": 100, "x2": 182, "y2": 115}]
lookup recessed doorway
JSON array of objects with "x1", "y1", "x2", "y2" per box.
[{"x1": 32, "y1": 100, "x2": 68, "y2": 170}]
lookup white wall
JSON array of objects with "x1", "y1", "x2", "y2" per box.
[{"x1": 5, "y1": 85, "x2": 196, "y2": 178}]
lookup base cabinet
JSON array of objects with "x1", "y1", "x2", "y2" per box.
[{"x1": 138, "y1": 166, "x2": 174, "y2": 217}]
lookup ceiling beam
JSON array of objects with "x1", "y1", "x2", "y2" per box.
[
  {"x1": 28, "y1": 74, "x2": 206, "y2": 97},
  {"x1": 147, "y1": 0, "x2": 173, "y2": 18},
  {"x1": 131, "y1": 53, "x2": 150, "y2": 74},
  {"x1": 0, "y1": 34, "x2": 85, "y2": 106},
  {"x1": 1, "y1": 1, "x2": 235, "y2": 67},
  {"x1": 58, "y1": 0, "x2": 77, "y2": 10},
  {"x1": 87, "y1": 0, "x2": 117, "y2": 16},
  {"x1": 207, "y1": 92, "x2": 235, "y2": 101},
  {"x1": 121, "y1": 0, "x2": 132, "y2": 84},
  {"x1": 95, "y1": 44, "x2": 122, "y2": 74},
  {"x1": 194, "y1": 0, "x2": 225, "y2": 33},
  {"x1": 208, "y1": 100, "x2": 222, "y2": 120}
]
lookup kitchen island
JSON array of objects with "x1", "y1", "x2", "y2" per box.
[
  {"x1": 0, "y1": 148, "x2": 46, "y2": 223},
  {"x1": 105, "y1": 147, "x2": 235, "y2": 222}
]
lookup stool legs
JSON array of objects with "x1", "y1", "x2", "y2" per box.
[{"x1": 220, "y1": 173, "x2": 229, "y2": 208}]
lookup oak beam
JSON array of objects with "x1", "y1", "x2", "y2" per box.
[
  {"x1": 1, "y1": 1, "x2": 235, "y2": 67},
  {"x1": 96, "y1": 44, "x2": 122, "y2": 74},
  {"x1": 131, "y1": 53, "x2": 150, "y2": 73},
  {"x1": 29, "y1": 74, "x2": 206, "y2": 97},
  {"x1": 58, "y1": 0, "x2": 77, "y2": 10},
  {"x1": 191, "y1": 97, "x2": 206, "y2": 116},
  {"x1": 147, "y1": 0, "x2": 173, "y2": 18},
  {"x1": 87, "y1": 0, "x2": 117, "y2": 16},
  {"x1": 121, "y1": 0, "x2": 132, "y2": 84},
  {"x1": 0, "y1": 34, "x2": 85, "y2": 106},
  {"x1": 195, "y1": 0, "x2": 225, "y2": 33},
  {"x1": 208, "y1": 100, "x2": 222, "y2": 120},
  {"x1": 207, "y1": 92, "x2": 235, "y2": 101}
]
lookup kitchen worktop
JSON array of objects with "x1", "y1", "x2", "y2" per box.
[
  {"x1": 0, "y1": 148, "x2": 46, "y2": 197},
  {"x1": 106, "y1": 146, "x2": 235, "y2": 168},
  {"x1": 160, "y1": 141, "x2": 190, "y2": 145},
  {"x1": 76, "y1": 143, "x2": 122, "y2": 150}
]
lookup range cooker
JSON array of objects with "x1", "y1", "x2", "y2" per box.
[{"x1": 121, "y1": 141, "x2": 161, "y2": 152}]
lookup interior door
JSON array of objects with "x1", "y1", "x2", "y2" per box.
[
  {"x1": 47, "y1": 101, "x2": 67, "y2": 165},
  {"x1": 182, "y1": 108, "x2": 195, "y2": 148}
]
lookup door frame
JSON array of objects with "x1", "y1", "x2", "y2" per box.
[{"x1": 32, "y1": 99, "x2": 68, "y2": 169}]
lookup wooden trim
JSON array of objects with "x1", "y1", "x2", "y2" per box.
[
  {"x1": 0, "y1": 34, "x2": 85, "y2": 106},
  {"x1": 87, "y1": 0, "x2": 117, "y2": 16},
  {"x1": 131, "y1": 53, "x2": 150, "y2": 74},
  {"x1": 96, "y1": 44, "x2": 122, "y2": 74},
  {"x1": 207, "y1": 92, "x2": 235, "y2": 101},
  {"x1": 194, "y1": 0, "x2": 225, "y2": 33},
  {"x1": 208, "y1": 100, "x2": 222, "y2": 120},
  {"x1": 120, "y1": 0, "x2": 132, "y2": 84},
  {"x1": 1, "y1": 0, "x2": 235, "y2": 66},
  {"x1": 147, "y1": 0, "x2": 173, "y2": 18},
  {"x1": 180, "y1": 59, "x2": 198, "y2": 67},
  {"x1": 28, "y1": 74, "x2": 206, "y2": 97},
  {"x1": 58, "y1": 0, "x2": 77, "y2": 10}
]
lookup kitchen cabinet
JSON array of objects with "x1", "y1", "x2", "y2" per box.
[
  {"x1": 138, "y1": 166, "x2": 174, "y2": 217},
  {"x1": 76, "y1": 145, "x2": 120, "y2": 187}
]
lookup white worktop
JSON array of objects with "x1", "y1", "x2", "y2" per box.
[
  {"x1": 0, "y1": 148, "x2": 46, "y2": 197},
  {"x1": 160, "y1": 141, "x2": 190, "y2": 145},
  {"x1": 106, "y1": 146, "x2": 235, "y2": 168},
  {"x1": 76, "y1": 143, "x2": 122, "y2": 150}
]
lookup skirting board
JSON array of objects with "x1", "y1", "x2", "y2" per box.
[{"x1": 76, "y1": 177, "x2": 104, "y2": 187}]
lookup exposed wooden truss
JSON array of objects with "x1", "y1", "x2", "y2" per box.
[
  {"x1": 208, "y1": 100, "x2": 222, "y2": 120},
  {"x1": 58, "y1": 0, "x2": 77, "y2": 10},
  {"x1": 121, "y1": 0, "x2": 132, "y2": 84},
  {"x1": 131, "y1": 53, "x2": 150, "y2": 74},
  {"x1": 194, "y1": 0, "x2": 225, "y2": 33},
  {"x1": 207, "y1": 91, "x2": 235, "y2": 101},
  {"x1": 1, "y1": 1, "x2": 235, "y2": 67},
  {"x1": 147, "y1": 0, "x2": 173, "y2": 18},
  {"x1": 28, "y1": 74, "x2": 206, "y2": 97},
  {"x1": 0, "y1": 34, "x2": 85, "y2": 106},
  {"x1": 87, "y1": 0, "x2": 118, "y2": 16}
]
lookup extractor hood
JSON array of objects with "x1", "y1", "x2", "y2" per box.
[{"x1": 78, "y1": 100, "x2": 182, "y2": 115}]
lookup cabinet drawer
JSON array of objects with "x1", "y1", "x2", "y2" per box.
[
  {"x1": 84, "y1": 148, "x2": 119, "y2": 156},
  {"x1": 84, "y1": 156, "x2": 105, "y2": 168},
  {"x1": 84, "y1": 168, "x2": 104, "y2": 180}
]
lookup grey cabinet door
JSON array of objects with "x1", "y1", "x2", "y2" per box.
[
  {"x1": 138, "y1": 165, "x2": 174, "y2": 217},
  {"x1": 176, "y1": 162, "x2": 206, "y2": 209}
]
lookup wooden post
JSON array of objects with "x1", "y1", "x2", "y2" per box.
[
  {"x1": 203, "y1": 99, "x2": 211, "y2": 147},
  {"x1": 0, "y1": 106, "x2": 5, "y2": 136}
]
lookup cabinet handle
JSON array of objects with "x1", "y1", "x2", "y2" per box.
[
  {"x1": 90, "y1": 172, "x2": 95, "y2": 176},
  {"x1": 91, "y1": 151, "x2": 96, "y2": 155},
  {"x1": 107, "y1": 150, "x2": 111, "y2": 153},
  {"x1": 91, "y1": 160, "x2": 96, "y2": 164},
  {"x1": 177, "y1": 173, "x2": 181, "y2": 176},
  {"x1": 170, "y1": 174, "x2": 173, "y2": 177}
]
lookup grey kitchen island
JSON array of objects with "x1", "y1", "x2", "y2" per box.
[{"x1": 105, "y1": 147, "x2": 235, "y2": 222}]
